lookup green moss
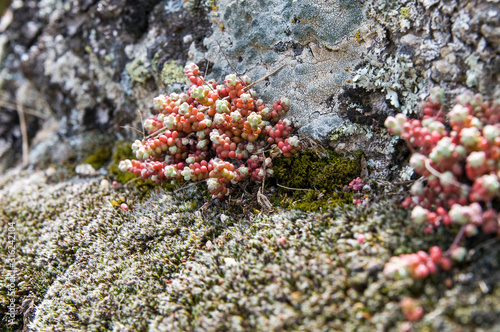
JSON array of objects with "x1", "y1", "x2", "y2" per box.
[
  {"x1": 273, "y1": 148, "x2": 363, "y2": 190},
  {"x1": 271, "y1": 148, "x2": 363, "y2": 212},
  {"x1": 82, "y1": 147, "x2": 112, "y2": 170},
  {"x1": 108, "y1": 141, "x2": 136, "y2": 183}
]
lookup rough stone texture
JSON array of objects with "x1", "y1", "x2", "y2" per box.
[
  {"x1": 192, "y1": 0, "x2": 500, "y2": 179},
  {"x1": 0, "y1": 0, "x2": 211, "y2": 171},
  {"x1": 1, "y1": 0, "x2": 499, "y2": 178},
  {"x1": 0, "y1": 1, "x2": 499, "y2": 330},
  {"x1": 0, "y1": 170, "x2": 498, "y2": 331},
  {"x1": 195, "y1": 0, "x2": 389, "y2": 174}
]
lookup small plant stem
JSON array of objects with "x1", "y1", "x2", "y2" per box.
[
  {"x1": 403, "y1": 138, "x2": 416, "y2": 154},
  {"x1": 424, "y1": 158, "x2": 470, "y2": 191},
  {"x1": 16, "y1": 98, "x2": 29, "y2": 167},
  {"x1": 445, "y1": 225, "x2": 465, "y2": 256},
  {"x1": 277, "y1": 183, "x2": 312, "y2": 191},
  {"x1": 243, "y1": 64, "x2": 285, "y2": 91},
  {"x1": 0, "y1": 100, "x2": 48, "y2": 119}
]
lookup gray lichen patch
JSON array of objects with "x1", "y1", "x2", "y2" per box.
[
  {"x1": 194, "y1": 0, "x2": 367, "y2": 121},
  {"x1": 365, "y1": 0, "x2": 500, "y2": 100},
  {"x1": 0, "y1": 0, "x2": 213, "y2": 170},
  {"x1": 125, "y1": 58, "x2": 153, "y2": 86},
  {"x1": 350, "y1": 53, "x2": 424, "y2": 115},
  {"x1": 190, "y1": 0, "x2": 413, "y2": 178}
]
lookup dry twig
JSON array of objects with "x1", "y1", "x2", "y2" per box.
[
  {"x1": 276, "y1": 183, "x2": 312, "y2": 191},
  {"x1": 216, "y1": 40, "x2": 245, "y2": 84},
  {"x1": 0, "y1": 100, "x2": 48, "y2": 119},
  {"x1": 15, "y1": 98, "x2": 29, "y2": 167},
  {"x1": 243, "y1": 64, "x2": 285, "y2": 91}
]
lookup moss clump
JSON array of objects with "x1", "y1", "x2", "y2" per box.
[
  {"x1": 82, "y1": 146, "x2": 111, "y2": 170},
  {"x1": 271, "y1": 148, "x2": 363, "y2": 211},
  {"x1": 108, "y1": 141, "x2": 136, "y2": 183}
]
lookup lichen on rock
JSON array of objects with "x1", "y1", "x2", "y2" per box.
[{"x1": 1, "y1": 0, "x2": 500, "y2": 330}]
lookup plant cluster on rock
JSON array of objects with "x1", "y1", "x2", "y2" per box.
[
  {"x1": 119, "y1": 63, "x2": 300, "y2": 198},
  {"x1": 384, "y1": 88, "x2": 500, "y2": 279}
]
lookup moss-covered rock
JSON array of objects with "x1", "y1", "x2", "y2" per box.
[
  {"x1": 82, "y1": 146, "x2": 112, "y2": 170},
  {"x1": 1, "y1": 168, "x2": 498, "y2": 331},
  {"x1": 271, "y1": 148, "x2": 363, "y2": 211}
]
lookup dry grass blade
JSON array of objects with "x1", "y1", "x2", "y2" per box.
[
  {"x1": 16, "y1": 98, "x2": 29, "y2": 167},
  {"x1": 0, "y1": 100, "x2": 49, "y2": 119},
  {"x1": 276, "y1": 183, "x2": 312, "y2": 191},
  {"x1": 137, "y1": 109, "x2": 145, "y2": 138},
  {"x1": 124, "y1": 177, "x2": 141, "y2": 186},
  {"x1": 174, "y1": 180, "x2": 203, "y2": 193},
  {"x1": 121, "y1": 126, "x2": 145, "y2": 136},
  {"x1": 257, "y1": 187, "x2": 273, "y2": 211},
  {"x1": 243, "y1": 64, "x2": 285, "y2": 91},
  {"x1": 216, "y1": 40, "x2": 245, "y2": 84},
  {"x1": 145, "y1": 126, "x2": 169, "y2": 140}
]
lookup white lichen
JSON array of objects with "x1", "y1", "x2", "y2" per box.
[{"x1": 351, "y1": 53, "x2": 424, "y2": 115}]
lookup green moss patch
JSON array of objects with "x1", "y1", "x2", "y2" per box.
[
  {"x1": 271, "y1": 148, "x2": 363, "y2": 211},
  {"x1": 108, "y1": 141, "x2": 135, "y2": 183},
  {"x1": 82, "y1": 146, "x2": 111, "y2": 170}
]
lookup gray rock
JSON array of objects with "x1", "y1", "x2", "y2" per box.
[
  {"x1": 75, "y1": 163, "x2": 98, "y2": 176},
  {"x1": 298, "y1": 115, "x2": 344, "y2": 142},
  {"x1": 0, "y1": 0, "x2": 499, "y2": 178},
  {"x1": 0, "y1": 0, "x2": 212, "y2": 169}
]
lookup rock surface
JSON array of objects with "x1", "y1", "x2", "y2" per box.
[
  {"x1": 0, "y1": 0, "x2": 212, "y2": 170},
  {"x1": 0, "y1": 0, "x2": 497, "y2": 178},
  {"x1": 0, "y1": 0, "x2": 500, "y2": 330}
]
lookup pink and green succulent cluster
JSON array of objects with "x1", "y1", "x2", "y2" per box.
[
  {"x1": 348, "y1": 177, "x2": 364, "y2": 192},
  {"x1": 384, "y1": 88, "x2": 500, "y2": 279},
  {"x1": 383, "y1": 246, "x2": 452, "y2": 280},
  {"x1": 119, "y1": 63, "x2": 301, "y2": 198}
]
